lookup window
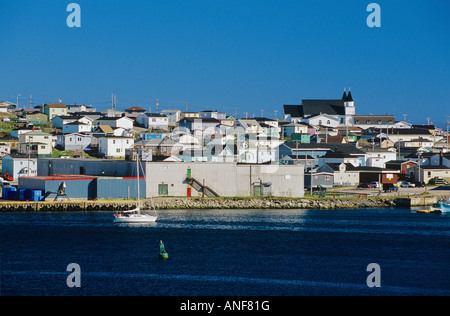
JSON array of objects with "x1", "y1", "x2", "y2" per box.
[
  {"x1": 327, "y1": 120, "x2": 330, "y2": 124},
  {"x1": 113, "y1": 140, "x2": 116, "y2": 144},
  {"x1": 116, "y1": 148, "x2": 121, "y2": 153},
  {"x1": 318, "y1": 120, "x2": 322, "y2": 125}
]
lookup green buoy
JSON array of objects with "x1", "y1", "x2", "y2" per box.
[{"x1": 159, "y1": 240, "x2": 169, "y2": 260}]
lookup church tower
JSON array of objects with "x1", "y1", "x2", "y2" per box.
[{"x1": 344, "y1": 88, "x2": 355, "y2": 126}]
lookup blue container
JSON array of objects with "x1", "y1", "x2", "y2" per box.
[
  {"x1": 2, "y1": 187, "x2": 9, "y2": 199},
  {"x1": 3, "y1": 187, "x2": 17, "y2": 200},
  {"x1": 19, "y1": 189, "x2": 28, "y2": 201},
  {"x1": 29, "y1": 190, "x2": 43, "y2": 202},
  {"x1": 7, "y1": 190, "x2": 18, "y2": 200}
]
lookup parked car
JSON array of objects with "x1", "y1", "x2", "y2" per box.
[
  {"x1": 357, "y1": 183, "x2": 372, "y2": 189},
  {"x1": 383, "y1": 183, "x2": 398, "y2": 192},
  {"x1": 0, "y1": 173, "x2": 13, "y2": 181},
  {"x1": 413, "y1": 181, "x2": 426, "y2": 188},
  {"x1": 400, "y1": 182, "x2": 414, "y2": 188},
  {"x1": 369, "y1": 181, "x2": 380, "y2": 188}
]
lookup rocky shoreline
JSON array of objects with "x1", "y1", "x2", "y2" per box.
[{"x1": 142, "y1": 197, "x2": 398, "y2": 210}]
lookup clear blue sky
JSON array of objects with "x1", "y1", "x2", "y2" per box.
[{"x1": 1, "y1": 0, "x2": 449, "y2": 127}]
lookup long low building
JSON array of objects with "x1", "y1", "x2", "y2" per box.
[{"x1": 36, "y1": 159, "x2": 304, "y2": 199}]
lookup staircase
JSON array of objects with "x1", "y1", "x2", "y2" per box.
[{"x1": 187, "y1": 177, "x2": 220, "y2": 197}]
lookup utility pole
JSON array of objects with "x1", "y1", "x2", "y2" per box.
[
  {"x1": 274, "y1": 110, "x2": 278, "y2": 119},
  {"x1": 185, "y1": 102, "x2": 188, "y2": 112},
  {"x1": 234, "y1": 108, "x2": 238, "y2": 119},
  {"x1": 402, "y1": 114, "x2": 408, "y2": 122},
  {"x1": 261, "y1": 109, "x2": 264, "y2": 117},
  {"x1": 447, "y1": 116, "x2": 450, "y2": 152},
  {"x1": 17, "y1": 94, "x2": 21, "y2": 108}
]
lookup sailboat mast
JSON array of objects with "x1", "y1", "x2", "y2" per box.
[{"x1": 136, "y1": 150, "x2": 140, "y2": 210}]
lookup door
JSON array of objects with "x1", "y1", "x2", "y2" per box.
[
  {"x1": 253, "y1": 185, "x2": 262, "y2": 197},
  {"x1": 158, "y1": 184, "x2": 169, "y2": 196}
]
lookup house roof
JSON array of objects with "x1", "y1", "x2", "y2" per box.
[
  {"x1": 284, "y1": 142, "x2": 365, "y2": 155},
  {"x1": 95, "y1": 125, "x2": 114, "y2": 133},
  {"x1": 145, "y1": 113, "x2": 168, "y2": 118},
  {"x1": 125, "y1": 106, "x2": 146, "y2": 112},
  {"x1": 301, "y1": 99, "x2": 346, "y2": 117},
  {"x1": 353, "y1": 115, "x2": 395, "y2": 125},
  {"x1": 45, "y1": 103, "x2": 67, "y2": 108},
  {"x1": 96, "y1": 116, "x2": 132, "y2": 121},
  {"x1": 283, "y1": 105, "x2": 304, "y2": 118}
]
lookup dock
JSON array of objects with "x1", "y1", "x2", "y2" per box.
[{"x1": 0, "y1": 200, "x2": 139, "y2": 212}]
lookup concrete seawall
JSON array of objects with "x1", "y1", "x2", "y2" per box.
[{"x1": 0, "y1": 197, "x2": 398, "y2": 212}]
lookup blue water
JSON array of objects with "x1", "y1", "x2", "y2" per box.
[{"x1": 1, "y1": 208, "x2": 449, "y2": 296}]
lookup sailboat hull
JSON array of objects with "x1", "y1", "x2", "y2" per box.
[{"x1": 113, "y1": 214, "x2": 158, "y2": 223}]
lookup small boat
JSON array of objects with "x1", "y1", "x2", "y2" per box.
[
  {"x1": 113, "y1": 208, "x2": 158, "y2": 223},
  {"x1": 113, "y1": 151, "x2": 158, "y2": 223},
  {"x1": 417, "y1": 208, "x2": 442, "y2": 214},
  {"x1": 434, "y1": 199, "x2": 450, "y2": 213}
]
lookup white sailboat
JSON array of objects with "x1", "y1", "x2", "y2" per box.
[{"x1": 113, "y1": 151, "x2": 157, "y2": 223}]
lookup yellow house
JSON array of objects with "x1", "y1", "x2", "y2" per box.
[
  {"x1": 18, "y1": 131, "x2": 53, "y2": 158},
  {"x1": 43, "y1": 103, "x2": 68, "y2": 120}
]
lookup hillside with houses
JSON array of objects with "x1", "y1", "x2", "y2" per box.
[{"x1": 0, "y1": 92, "x2": 449, "y2": 196}]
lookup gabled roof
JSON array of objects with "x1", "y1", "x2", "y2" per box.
[
  {"x1": 95, "y1": 125, "x2": 114, "y2": 133},
  {"x1": 301, "y1": 99, "x2": 346, "y2": 117}
]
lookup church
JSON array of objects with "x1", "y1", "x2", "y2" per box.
[{"x1": 283, "y1": 89, "x2": 355, "y2": 128}]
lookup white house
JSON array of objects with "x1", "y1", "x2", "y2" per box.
[
  {"x1": 282, "y1": 123, "x2": 309, "y2": 138},
  {"x1": 52, "y1": 115, "x2": 93, "y2": 129},
  {"x1": 161, "y1": 110, "x2": 181, "y2": 125},
  {"x1": 1, "y1": 154, "x2": 38, "y2": 179},
  {"x1": 62, "y1": 122, "x2": 92, "y2": 134},
  {"x1": 317, "y1": 163, "x2": 360, "y2": 186},
  {"x1": 95, "y1": 116, "x2": 134, "y2": 130},
  {"x1": 305, "y1": 114, "x2": 341, "y2": 128},
  {"x1": 136, "y1": 113, "x2": 169, "y2": 129},
  {"x1": 58, "y1": 133, "x2": 92, "y2": 151},
  {"x1": 18, "y1": 131, "x2": 53, "y2": 157},
  {"x1": 97, "y1": 136, "x2": 134, "y2": 158},
  {"x1": 318, "y1": 151, "x2": 361, "y2": 168},
  {"x1": 365, "y1": 150, "x2": 398, "y2": 168}
]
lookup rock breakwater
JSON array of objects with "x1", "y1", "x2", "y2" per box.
[{"x1": 143, "y1": 197, "x2": 397, "y2": 210}]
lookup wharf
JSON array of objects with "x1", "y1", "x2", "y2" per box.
[{"x1": 0, "y1": 200, "x2": 138, "y2": 212}]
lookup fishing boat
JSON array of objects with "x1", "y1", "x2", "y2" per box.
[
  {"x1": 433, "y1": 199, "x2": 450, "y2": 213},
  {"x1": 113, "y1": 151, "x2": 158, "y2": 223}
]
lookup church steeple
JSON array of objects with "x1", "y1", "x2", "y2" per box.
[
  {"x1": 346, "y1": 88, "x2": 353, "y2": 102},
  {"x1": 342, "y1": 89, "x2": 347, "y2": 101}
]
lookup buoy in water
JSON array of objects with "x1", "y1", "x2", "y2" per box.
[{"x1": 159, "y1": 240, "x2": 169, "y2": 260}]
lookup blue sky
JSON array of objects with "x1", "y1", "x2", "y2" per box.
[{"x1": 1, "y1": 0, "x2": 449, "y2": 127}]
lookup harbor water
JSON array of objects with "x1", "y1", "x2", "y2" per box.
[{"x1": 1, "y1": 208, "x2": 449, "y2": 296}]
